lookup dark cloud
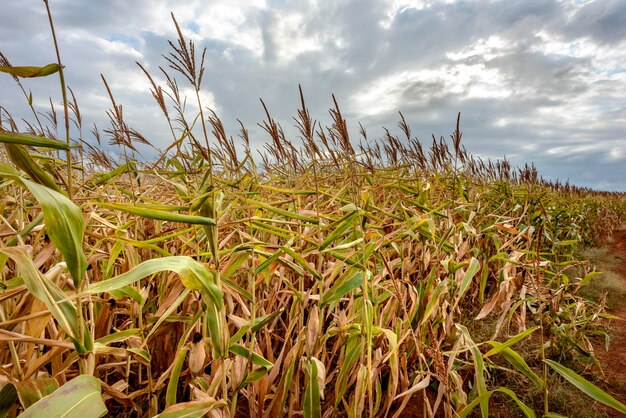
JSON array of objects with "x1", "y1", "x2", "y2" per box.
[
  {"x1": 485, "y1": 49, "x2": 590, "y2": 95},
  {"x1": 562, "y1": 0, "x2": 626, "y2": 45},
  {"x1": 0, "y1": 0, "x2": 625, "y2": 190}
]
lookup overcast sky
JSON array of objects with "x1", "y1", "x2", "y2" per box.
[{"x1": 1, "y1": 0, "x2": 625, "y2": 190}]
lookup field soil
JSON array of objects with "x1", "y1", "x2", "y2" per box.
[{"x1": 593, "y1": 229, "x2": 626, "y2": 415}]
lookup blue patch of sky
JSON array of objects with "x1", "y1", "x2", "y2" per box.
[
  {"x1": 186, "y1": 21, "x2": 200, "y2": 34},
  {"x1": 607, "y1": 67, "x2": 626, "y2": 76}
]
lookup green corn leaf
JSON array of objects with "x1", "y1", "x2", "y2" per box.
[
  {"x1": 90, "y1": 161, "x2": 136, "y2": 186},
  {"x1": 281, "y1": 246, "x2": 322, "y2": 280},
  {"x1": 99, "y1": 202, "x2": 215, "y2": 226},
  {"x1": 457, "y1": 257, "x2": 480, "y2": 300},
  {"x1": 419, "y1": 279, "x2": 449, "y2": 326},
  {"x1": 0, "y1": 63, "x2": 60, "y2": 78},
  {"x1": 243, "y1": 197, "x2": 319, "y2": 224},
  {"x1": 145, "y1": 289, "x2": 191, "y2": 341},
  {"x1": 0, "y1": 383, "x2": 18, "y2": 418},
  {"x1": 580, "y1": 271, "x2": 603, "y2": 286},
  {"x1": 222, "y1": 277, "x2": 253, "y2": 303},
  {"x1": 21, "y1": 178, "x2": 86, "y2": 286},
  {"x1": 496, "y1": 387, "x2": 536, "y2": 418},
  {"x1": 457, "y1": 324, "x2": 489, "y2": 418},
  {"x1": 335, "y1": 335, "x2": 361, "y2": 405},
  {"x1": 95, "y1": 329, "x2": 141, "y2": 345},
  {"x1": 0, "y1": 164, "x2": 87, "y2": 286},
  {"x1": 221, "y1": 250, "x2": 250, "y2": 280},
  {"x1": 14, "y1": 378, "x2": 59, "y2": 409},
  {"x1": 166, "y1": 347, "x2": 189, "y2": 407},
  {"x1": 493, "y1": 345, "x2": 544, "y2": 389},
  {"x1": 251, "y1": 219, "x2": 297, "y2": 239},
  {"x1": 484, "y1": 327, "x2": 539, "y2": 358},
  {"x1": 230, "y1": 344, "x2": 274, "y2": 383},
  {"x1": 254, "y1": 248, "x2": 285, "y2": 275},
  {"x1": 155, "y1": 399, "x2": 228, "y2": 418},
  {"x1": 128, "y1": 348, "x2": 152, "y2": 364},
  {"x1": 0, "y1": 130, "x2": 69, "y2": 150},
  {"x1": 20, "y1": 375, "x2": 107, "y2": 418},
  {"x1": 205, "y1": 300, "x2": 226, "y2": 358},
  {"x1": 4, "y1": 144, "x2": 62, "y2": 193},
  {"x1": 86, "y1": 256, "x2": 222, "y2": 308},
  {"x1": 545, "y1": 359, "x2": 626, "y2": 414},
  {"x1": 304, "y1": 358, "x2": 321, "y2": 418},
  {"x1": 228, "y1": 308, "x2": 284, "y2": 346},
  {"x1": 0, "y1": 247, "x2": 85, "y2": 350},
  {"x1": 198, "y1": 189, "x2": 219, "y2": 264},
  {"x1": 320, "y1": 271, "x2": 363, "y2": 308},
  {"x1": 108, "y1": 285, "x2": 145, "y2": 304},
  {"x1": 229, "y1": 344, "x2": 273, "y2": 370},
  {"x1": 457, "y1": 387, "x2": 535, "y2": 418},
  {"x1": 319, "y1": 212, "x2": 355, "y2": 250}
]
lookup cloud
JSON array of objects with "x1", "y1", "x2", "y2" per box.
[
  {"x1": 560, "y1": 0, "x2": 626, "y2": 45},
  {"x1": 0, "y1": 0, "x2": 625, "y2": 190}
]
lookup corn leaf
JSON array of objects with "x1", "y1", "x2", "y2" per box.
[
  {"x1": 86, "y1": 256, "x2": 222, "y2": 308},
  {"x1": 457, "y1": 324, "x2": 489, "y2": 418},
  {"x1": 156, "y1": 399, "x2": 228, "y2": 418},
  {"x1": 545, "y1": 359, "x2": 626, "y2": 414},
  {"x1": 320, "y1": 271, "x2": 363, "y2": 308},
  {"x1": 20, "y1": 375, "x2": 107, "y2": 418},
  {"x1": 457, "y1": 257, "x2": 480, "y2": 300},
  {"x1": 484, "y1": 327, "x2": 539, "y2": 358},
  {"x1": 166, "y1": 347, "x2": 189, "y2": 408},
  {"x1": 457, "y1": 387, "x2": 535, "y2": 418},
  {"x1": 14, "y1": 378, "x2": 59, "y2": 409},
  {"x1": 335, "y1": 335, "x2": 361, "y2": 405},
  {"x1": 492, "y1": 344, "x2": 544, "y2": 388},
  {"x1": 0, "y1": 247, "x2": 87, "y2": 351},
  {"x1": 99, "y1": 202, "x2": 215, "y2": 226},
  {"x1": 90, "y1": 161, "x2": 136, "y2": 186},
  {"x1": 0, "y1": 383, "x2": 17, "y2": 418},
  {"x1": 230, "y1": 344, "x2": 274, "y2": 383},
  {"x1": 0, "y1": 130, "x2": 69, "y2": 150},
  {"x1": 21, "y1": 178, "x2": 87, "y2": 285},
  {"x1": 0, "y1": 63, "x2": 60, "y2": 78},
  {"x1": 228, "y1": 308, "x2": 284, "y2": 346},
  {"x1": 4, "y1": 144, "x2": 62, "y2": 193},
  {"x1": 243, "y1": 197, "x2": 319, "y2": 224},
  {"x1": 0, "y1": 165, "x2": 87, "y2": 286},
  {"x1": 304, "y1": 358, "x2": 321, "y2": 418}
]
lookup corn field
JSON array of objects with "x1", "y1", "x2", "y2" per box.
[{"x1": 1, "y1": 6, "x2": 626, "y2": 418}]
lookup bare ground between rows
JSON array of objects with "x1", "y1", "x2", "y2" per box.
[{"x1": 592, "y1": 229, "x2": 626, "y2": 417}]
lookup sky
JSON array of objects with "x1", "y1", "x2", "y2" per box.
[{"x1": 0, "y1": 0, "x2": 625, "y2": 190}]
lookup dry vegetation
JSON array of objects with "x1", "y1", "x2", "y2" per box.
[{"x1": 1, "y1": 6, "x2": 626, "y2": 418}]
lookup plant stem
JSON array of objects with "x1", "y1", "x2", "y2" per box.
[{"x1": 43, "y1": 0, "x2": 72, "y2": 200}]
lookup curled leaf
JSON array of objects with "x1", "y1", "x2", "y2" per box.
[{"x1": 0, "y1": 63, "x2": 60, "y2": 78}]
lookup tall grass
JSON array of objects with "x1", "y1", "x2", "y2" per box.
[{"x1": 1, "y1": 6, "x2": 626, "y2": 418}]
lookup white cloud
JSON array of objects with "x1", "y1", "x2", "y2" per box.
[
  {"x1": 447, "y1": 36, "x2": 508, "y2": 61},
  {"x1": 271, "y1": 13, "x2": 322, "y2": 64},
  {"x1": 351, "y1": 63, "x2": 509, "y2": 116},
  {"x1": 65, "y1": 30, "x2": 143, "y2": 58},
  {"x1": 194, "y1": 2, "x2": 265, "y2": 54},
  {"x1": 380, "y1": 0, "x2": 430, "y2": 28}
]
